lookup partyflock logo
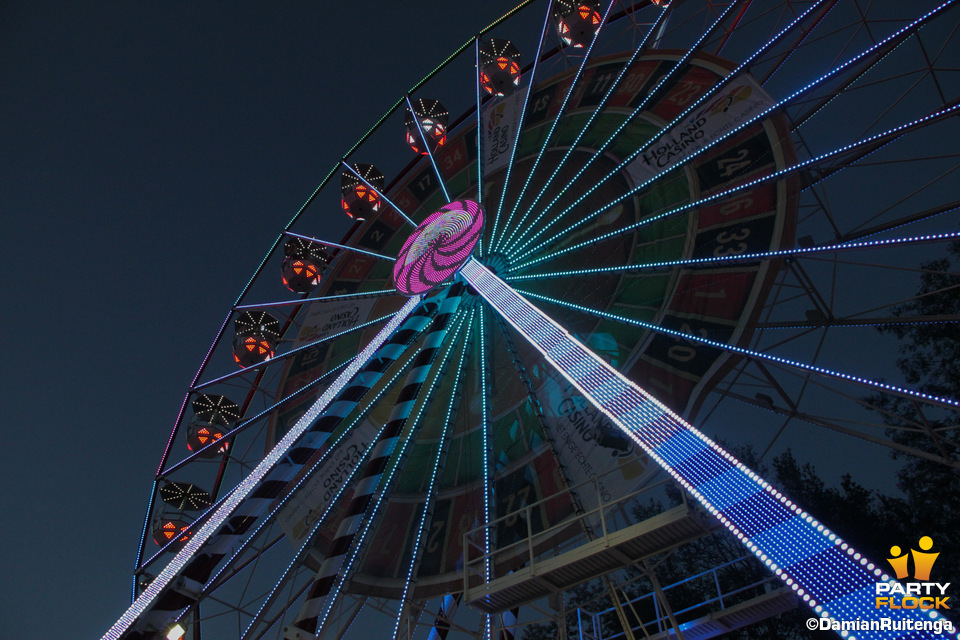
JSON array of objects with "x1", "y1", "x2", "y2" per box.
[{"x1": 875, "y1": 536, "x2": 950, "y2": 610}]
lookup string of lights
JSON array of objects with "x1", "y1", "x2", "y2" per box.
[
  {"x1": 300, "y1": 294, "x2": 467, "y2": 636},
  {"x1": 491, "y1": 0, "x2": 618, "y2": 254},
  {"x1": 500, "y1": 0, "x2": 746, "y2": 255},
  {"x1": 460, "y1": 257, "x2": 956, "y2": 640},
  {"x1": 487, "y1": 1, "x2": 555, "y2": 256},
  {"x1": 241, "y1": 346, "x2": 425, "y2": 640},
  {"x1": 514, "y1": 287, "x2": 960, "y2": 409},
  {"x1": 101, "y1": 295, "x2": 423, "y2": 640},
  {"x1": 283, "y1": 231, "x2": 396, "y2": 262},
  {"x1": 512, "y1": 100, "x2": 960, "y2": 271},
  {"x1": 507, "y1": 0, "x2": 958, "y2": 262},
  {"x1": 496, "y1": 0, "x2": 672, "y2": 252},
  {"x1": 391, "y1": 310, "x2": 473, "y2": 639},
  {"x1": 405, "y1": 94, "x2": 452, "y2": 203},
  {"x1": 340, "y1": 161, "x2": 417, "y2": 228},
  {"x1": 192, "y1": 312, "x2": 394, "y2": 392},
  {"x1": 505, "y1": 229, "x2": 960, "y2": 281}
]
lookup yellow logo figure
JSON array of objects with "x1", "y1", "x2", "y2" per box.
[
  {"x1": 913, "y1": 536, "x2": 940, "y2": 581},
  {"x1": 887, "y1": 545, "x2": 910, "y2": 580},
  {"x1": 886, "y1": 536, "x2": 940, "y2": 580}
]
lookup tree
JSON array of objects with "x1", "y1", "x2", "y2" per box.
[{"x1": 866, "y1": 238, "x2": 960, "y2": 595}]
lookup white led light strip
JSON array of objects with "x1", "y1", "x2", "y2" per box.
[{"x1": 101, "y1": 295, "x2": 422, "y2": 640}]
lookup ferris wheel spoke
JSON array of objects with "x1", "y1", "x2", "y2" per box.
[
  {"x1": 459, "y1": 257, "x2": 956, "y2": 638},
  {"x1": 508, "y1": 228, "x2": 960, "y2": 283},
  {"x1": 507, "y1": 1, "x2": 960, "y2": 262},
  {"x1": 487, "y1": 1, "x2": 556, "y2": 255},
  {"x1": 496, "y1": 1, "x2": 672, "y2": 254},
  {"x1": 239, "y1": 346, "x2": 427, "y2": 640},
  {"x1": 512, "y1": 98, "x2": 960, "y2": 272},
  {"x1": 405, "y1": 95, "x2": 453, "y2": 204},
  {"x1": 192, "y1": 311, "x2": 396, "y2": 393},
  {"x1": 234, "y1": 289, "x2": 401, "y2": 312},
  {"x1": 392, "y1": 309, "x2": 475, "y2": 640},
  {"x1": 287, "y1": 291, "x2": 467, "y2": 638},
  {"x1": 475, "y1": 38, "x2": 485, "y2": 259},
  {"x1": 282, "y1": 231, "x2": 396, "y2": 262},
  {"x1": 339, "y1": 161, "x2": 417, "y2": 227},
  {"x1": 490, "y1": 0, "x2": 619, "y2": 254},
  {"x1": 478, "y1": 304, "x2": 495, "y2": 640},
  {"x1": 514, "y1": 285, "x2": 960, "y2": 412},
  {"x1": 709, "y1": 364, "x2": 960, "y2": 470},
  {"x1": 103, "y1": 295, "x2": 432, "y2": 640},
  {"x1": 502, "y1": 0, "x2": 809, "y2": 257}
]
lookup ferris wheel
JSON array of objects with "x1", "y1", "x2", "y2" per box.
[{"x1": 103, "y1": 1, "x2": 960, "y2": 639}]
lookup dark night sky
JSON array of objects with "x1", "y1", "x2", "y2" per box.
[{"x1": 0, "y1": 2, "x2": 521, "y2": 637}]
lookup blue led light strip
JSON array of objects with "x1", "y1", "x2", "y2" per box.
[
  {"x1": 478, "y1": 302, "x2": 494, "y2": 640},
  {"x1": 518, "y1": 287, "x2": 960, "y2": 410},
  {"x1": 488, "y1": 2, "x2": 555, "y2": 253},
  {"x1": 296, "y1": 293, "x2": 467, "y2": 637},
  {"x1": 475, "y1": 37, "x2": 486, "y2": 258},
  {"x1": 239, "y1": 347, "x2": 425, "y2": 640},
  {"x1": 497, "y1": 3, "x2": 672, "y2": 253},
  {"x1": 500, "y1": 0, "x2": 756, "y2": 255},
  {"x1": 460, "y1": 258, "x2": 955, "y2": 640},
  {"x1": 502, "y1": 0, "x2": 763, "y2": 257},
  {"x1": 513, "y1": 99, "x2": 960, "y2": 271},
  {"x1": 391, "y1": 309, "x2": 473, "y2": 640},
  {"x1": 284, "y1": 231, "x2": 396, "y2": 262},
  {"x1": 100, "y1": 295, "x2": 423, "y2": 640},
  {"x1": 491, "y1": 0, "x2": 619, "y2": 254},
  {"x1": 507, "y1": 0, "x2": 959, "y2": 261},
  {"x1": 341, "y1": 161, "x2": 417, "y2": 228},
  {"x1": 505, "y1": 230, "x2": 960, "y2": 281}
]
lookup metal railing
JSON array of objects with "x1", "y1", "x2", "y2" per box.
[
  {"x1": 463, "y1": 472, "x2": 683, "y2": 596},
  {"x1": 577, "y1": 554, "x2": 781, "y2": 639}
]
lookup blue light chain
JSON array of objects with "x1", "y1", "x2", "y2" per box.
[
  {"x1": 505, "y1": 230, "x2": 960, "y2": 281},
  {"x1": 391, "y1": 310, "x2": 473, "y2": 639},
  {"x1": 284, "y1": 230, "x2": 397, "y2": 262},
  {"x1": 341, "y1": 160, "x2": 417, "y2": 228},
  {"x1": 476, "y1": 37, "x2": 486, "y2": 258},
  {"x1": 193, "y1": 313, "x2": 390, "y2": 393},
  {"x1": 503, "y1": 0, "x2": 792, "y2": 256},
  {"x1": 489, "y1": 1, "x2": 556, "y2": 252},
  {"x1": 313, "y1": 304, "x2": 468, "y2": 633},
  {"x1": 497, "y1": 3, "x2": 672, "y2": 253},
  {"x1": 405, "y1": 94, "x2": 452, "y2": 203},
  {"x1": 479, "y1": 303, "x2": 493, "y2": 640},
  {"x1": 234, "y1": 288, "x2": 400, "y2": 311},
  {"x1": 517, "y1": 287, "x2": 960, "y2": 410},
  {"x1": 492, "y1": 0, "x2": 619, "y2": 254},
  {"x1": 460, "y1": 257, "x2": 956, "y2": 640},
  {"x1": 237, "y1": 347, "x2": 424, "y2": 640},
  {"x1": 508, "y1": 0, "x2": 959, "y2": 262},
  {"x1": 512, "y1": 100, "x2": 960, "y2": 271}
]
